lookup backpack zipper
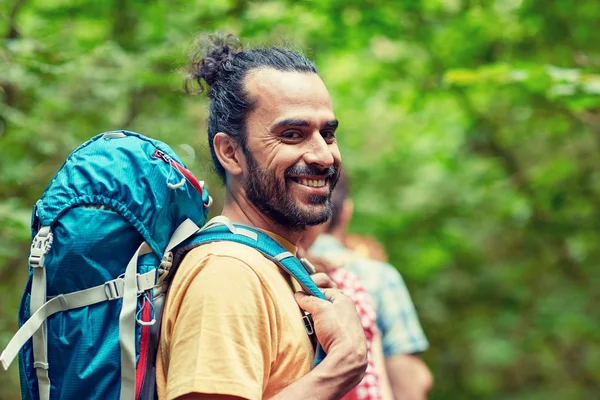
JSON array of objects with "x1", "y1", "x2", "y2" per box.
[{"x1": 153, "y1": 149, "x2": 203, "y2": 195}]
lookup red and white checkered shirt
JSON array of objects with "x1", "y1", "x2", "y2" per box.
[{"x1": 330, "y1": 268, "x2": 383, "y2": 400}]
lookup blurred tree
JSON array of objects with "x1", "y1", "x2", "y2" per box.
[{"x1": 1, "y1": 0, "x2": 599, "y2": 399}]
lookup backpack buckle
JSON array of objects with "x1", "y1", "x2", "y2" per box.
[
  {"x1": 157, "y1": 252, "x2": 173, "y2": 286},
  {"x1": 300, "y1": 258, "x2": 317, "y2": 275},
  {"x1": 302, "y1": 313, "x2": 315, "y2": 336},
  {"x1": 29, "y1": 226, "x2": 53, "y2": 268},
  {"x1": 104, "y1": 279, "x2": 122, "y2": 300}
]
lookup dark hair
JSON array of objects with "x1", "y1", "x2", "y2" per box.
[
  {"x1": 328, "y1": 171, "x2": 350, "y2": 231},
  {"x1": 184, "y1": 33, "x2": 318, "y2": 182}
]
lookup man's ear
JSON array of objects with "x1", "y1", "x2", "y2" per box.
[{"x1": 213, "y1": 132, "x2": 244, "y2": 177}]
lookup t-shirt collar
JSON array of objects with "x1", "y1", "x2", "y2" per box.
[{"x1": 258, "y1": 229, "x2": 298, "y2": 256}]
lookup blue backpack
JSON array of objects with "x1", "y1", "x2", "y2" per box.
[{"x1": 0, "y1": 130, "x2": 326, "y2": 400}]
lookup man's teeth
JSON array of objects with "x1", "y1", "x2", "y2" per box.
[{"x1": 299, "y1": 178, "x2": 326, "y2": 188}]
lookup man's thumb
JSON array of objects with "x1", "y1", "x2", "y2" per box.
[{"x1": 294, "y1": 291, "x2": 324, "y2": 314}]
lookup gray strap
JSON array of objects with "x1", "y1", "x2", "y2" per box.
[
  {"x1": 102, "y1": 131, "x2": 127, "y2": 138},
  {"x1": 274, "y1": 251, "x2": 294, "y2": 262},
  {"x1": 199, "y1": 215, "x2": 236, "y2": 233},
  {"x1": 164, "y1": 219, "x2": 201, "y2": 254},
  {"x1": 29, "y1": 226, "x2": 52, "y2": 400},
  {"x1": 199, "y1": 216, "x2": 258, "y2": 240},
  {"x1": 104, "y1": 270, "x2": 157, "y2": 300},
  {"x1": 135, "y1": 270, "x2": 156, "y2": 293},
  {"x1": 119, "y1": 243, "x2": 151, "y2": 400},
  {"x1": 156, "y1": 219, "x2": 203, "y2": 286},
  {"x1": 0, "y1": 269, "x2": 156, "y2": 371},
  {"x1": 32, "y1": 267, "x2": 50, "y2": 400},
  {"x1": 2, "y1": 295, "x2": 69, "y2": 371}
]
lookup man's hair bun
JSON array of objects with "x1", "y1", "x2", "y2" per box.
[{"x1": 184, "y1": 33, "x2": 243, "y2": 95}]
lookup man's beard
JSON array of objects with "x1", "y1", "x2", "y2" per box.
[{"x1": 243, "y1": 150, "x2": 340, "y2": 232}]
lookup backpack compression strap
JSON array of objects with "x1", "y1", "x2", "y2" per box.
[
  {"x1": 0, "y1": 218, "x2": 201, "y2": 400},
  {"x1": 173, "y1": 216, "x2": 328, "y2": 365}
]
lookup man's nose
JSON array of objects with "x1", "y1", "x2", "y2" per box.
[{"x1": 303, "y1": 133, "x2": 335, "y2": 168}]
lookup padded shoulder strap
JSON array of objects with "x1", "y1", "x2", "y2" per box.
[{"x1": 179, "y1": 221, "x2": 327, "y2": 300}]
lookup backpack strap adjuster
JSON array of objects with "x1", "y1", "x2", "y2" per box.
[
  {"x1": 300, "y1": 258, "x2": 317, "y2": 275},
  {"x1": 28, "y1": 226, "x2": 53, "y2": 400},
  {"x1": 104, "y1": 279, "x2": 122, "y2": 301},
  {"x1": 33, "y1": 361, "x2": 49, "y2": 370},
  {"x1": 29, "y1": 226, "x2": 53, "y2": 268},
  {"x1": 302, "y1": 313, "x2": 315, "y2": 336}
]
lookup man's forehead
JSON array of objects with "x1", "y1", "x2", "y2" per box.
[{"x1": 244, "y1": 68, "x2": 334, "y2": 114}]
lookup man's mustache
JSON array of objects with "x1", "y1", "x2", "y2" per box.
[{"x1": 285, "y1": 165, "x2": 338, "y2": 179}]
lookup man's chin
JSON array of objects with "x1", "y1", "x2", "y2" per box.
[
  {"x1": 305, "y1": 216, "x2": 330, "y2": 227},
  {"x1": 307, "y1": 194, "x2": 329, "y2": 205},
  {"x1": 298, "y1": 208, "x2": 331, "y2": 227}
]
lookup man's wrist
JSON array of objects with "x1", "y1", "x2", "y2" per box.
[
  {"x1": 271, "y1": 345, "x2": 367, "y2": 400},
  {"x1": 311, "y1": 344, "x2": 368, "y2": 395}
]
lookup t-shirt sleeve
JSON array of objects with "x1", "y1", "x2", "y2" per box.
[
  {"x1": 377, "y1": 265, "x2": 429, "y2": 357},
  {"x1": 163, "y1": 254, "x2": 276, "y2": 400}
]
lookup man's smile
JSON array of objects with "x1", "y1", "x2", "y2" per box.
[
  {"x1": 287, "y1": 176, "x2": 331, "y2": 199},
  {"x1": 289, "y1": 176, "x2": 328, "y2": 188}
]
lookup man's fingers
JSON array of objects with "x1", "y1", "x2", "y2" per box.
[
  {"x1": 311, "y1": 272, "x2": 337, "y2": 289},
  {"x1": 294, "y1": 291, "x2": 329, "y2": 314},
  {"x1": 308, "y1": 257, "x2": 337, "y2": 274},
  {"x1": 319, "y1": 288, "x2": 348, "y2": 303},
  {"x1": 294, "y1": 289, "x2": 350, "y2": 313}
]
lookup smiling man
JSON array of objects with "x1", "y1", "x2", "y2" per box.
[{"x1": 156, "y1": 34, "x2": 368, "y2": 400}]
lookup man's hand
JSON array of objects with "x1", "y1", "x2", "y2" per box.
[
  {"x1": 307, "y1": 256, "x2": 338, "y2": 274},
  {"x1": 267, "y1": 288, "x2": 368, "y2": 400},
  {"x1": 294, "y1": 288, "x2": 367, "y2": 373},
  {"x1": 282, "y1": 288, "x2": 368, "y2": 399},
  {"x1": 311, "y1": 272, "x2": 337, "y2": 289}
]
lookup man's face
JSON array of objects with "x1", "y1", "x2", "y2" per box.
[{"x1": 240, "y1": 68, "x2": 342, "y2": 231}]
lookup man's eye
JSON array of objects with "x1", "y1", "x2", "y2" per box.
[
  {"x1": 281, "y1": 130, "x2": 302, "y2": 139},
  {"x1": 322, "y1": 131, "x2": 336, "y2": 141}
]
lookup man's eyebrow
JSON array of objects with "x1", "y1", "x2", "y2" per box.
[
  {"x1": 272, "y1": 119, "x2": 339, "y2": 130},
  {"x1": 273, "y1": 119, "x2": 311, "y2": 129},
  {"x1": 323, "y1": 119, "x2": 339, "y2": 129}
]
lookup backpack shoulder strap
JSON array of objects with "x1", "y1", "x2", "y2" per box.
[
  {"x1": 175, "y1": 217, "x2": 327, "y2": 300},
  {"x1": 171, "y1": 216, "x2": 327, "y2": 365}
]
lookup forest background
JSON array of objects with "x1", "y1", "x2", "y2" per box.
[{"x1": 1, "y1": 0, "x2": 599, "y2": 399}]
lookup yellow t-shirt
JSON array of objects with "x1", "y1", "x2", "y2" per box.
[{"x1": 156, "y1": 232, "x2": 314, "y2": 400}]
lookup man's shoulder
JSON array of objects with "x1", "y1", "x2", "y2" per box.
[
  {"x1": 175, "y1": 240, "x2": 294, "y2": 301},
  {"x1": 171, "y1": 241, "x2": 278, "y2": 294},
  {"x1": 181, "y1": 240, "x2": 274, "y2": 270}
]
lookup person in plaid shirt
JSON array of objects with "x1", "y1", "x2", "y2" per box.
[
  {"x1": 328, "y1": 267, "x2": 390, "y2": 400},
  {"x1": 308, "y1": 173, "x2": 432, "y2": 400},
  {"x1": 299, "y1": 237, "x2": 392, "y2": 400}
]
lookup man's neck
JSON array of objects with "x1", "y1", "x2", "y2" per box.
[{"x1": 221, "y1": 192, "x2": 304, "y2": 245}]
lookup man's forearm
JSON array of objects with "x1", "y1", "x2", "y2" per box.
[
  {"x1": 175, "y1": 348, "x2": 367, "y2": 400},
  {"x1": 272, "y1": 347, "x2": 367, "y2": 400}
]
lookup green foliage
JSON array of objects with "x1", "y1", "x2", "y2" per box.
[{"x1": 1, "y1": 0, "x2": 599, "y2": 398}]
